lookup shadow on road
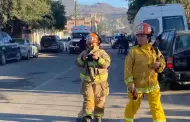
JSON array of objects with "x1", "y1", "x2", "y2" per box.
[
  {"x1": 0, "y1": 113, "x2": 124, "y2": 122},
  {"x1": 147, "y1": 108, "x2": 190, "y2": 117},
  {"x1": 0, "y1": 113, "x2": 188, "y2": 122},
  {"x1": 135, "y1": 118, "x2": 189, "y2": 122},
  {"x1": 161, "y1": 92, "x2": 190, "y2": 106}
]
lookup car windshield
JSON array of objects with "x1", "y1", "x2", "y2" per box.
[
  {"x1": 163, "y1": 16, "x2": 185, "y2": 31},
  {"x1": 115, "y1": 36, "x2": 120, "y2": 39},
  {"x1": 41, "y1": 36, "x2": 56, "y2": 42},
  {"x1": 13, "y1": 38, "x2": 25, "y2": 44},
  {"x1": 60, "y1": 39, "x2": 69, "y2": 42},
  {"x1": 174, "y1": 35, "x2": 190, "y2": 53},
  {"x1": 72, "y1": 33, "x2": 89, "y2": 39}
]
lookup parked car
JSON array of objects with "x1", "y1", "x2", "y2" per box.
[
  {"x1": 40, "y1": 35, "x2": 63, "y2": 53},
  {"x1": 0, "y1": 32, "x2": 21, "y2": 65},
  {"x1": 158, "y1": 29, "x2": 190, "y2": 89},
  {"x1": 13, "y1": 38, "x2": 38, "y2": 59}
]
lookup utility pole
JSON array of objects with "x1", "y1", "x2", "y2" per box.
[{"x1": 74, "y1": 0, "x2": 77, "y2": 27}]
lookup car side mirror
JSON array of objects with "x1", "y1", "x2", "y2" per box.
[{"x1": 10, "y1": 40, "x2": 15, "y2": 43}]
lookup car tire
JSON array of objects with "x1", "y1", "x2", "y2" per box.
[
  {"x1": 16, "y1": 51, "x2": 21, "y2": 62},
  {"x1": 55, "y1": 46, "x2": 61, "y2": 53},
  {"x1": 34, "y1": 52, "x2": 38, "y2": 58},
  {"x1": 69, "y1": 49, "x2": 73, "y2": 54},
  {"x1": 0, "y1": 53, "x2": 6, "y2": 65}
]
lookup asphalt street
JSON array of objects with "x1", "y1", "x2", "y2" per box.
[{"x1": 0, "y1": 45, "x2": 190, "y2": 122}]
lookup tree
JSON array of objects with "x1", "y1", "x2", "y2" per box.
[
  {"x1": 50, "y1": 1, "x2": 67, "y2": 30},
  {"x1": 179, "y1": 0, "x2": 190, "y2": 23},
  {"x1": 0, "y1": 0, "x2": 13, "y2": 26},
  {"x1": 10, "y1": 0, "x2": 51, "y2": 26},
  {"x1": 127, "y1": 0, "x2": 163, "y2": 23},
  {"x1": 0, "y1": 0, "x2": 67, "y2": 36},
  {"x1": 0, "y1": 0, "x2": 51, "y2": 36}
]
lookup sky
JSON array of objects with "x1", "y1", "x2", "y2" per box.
[{"x1": 77, "y1": 0, "x2": 128, "y2": 8}]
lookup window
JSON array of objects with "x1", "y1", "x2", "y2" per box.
[
  {"x1": 3, "y1": 38, "x2": 10, "y2": 44},
  {"x1": 13, "y1": 39, "x2": 25, "y2": 44},
  {"x1": 167, "y1": 35, "x2": 173, "y2": 42},
  {"x1": 163, "y1": 16, "x2": 185, "y2": 31},
  {"x1": 72, "y1": 33, "x2": 89, "y2": 38},
  {"x1": 158, "y1": 32, "x2": 169, "y2": 51},
  {"x1": 115, "y1": 36, "x2": 120, "y2": 40},
  {"x1": 0, "y1": 39, "x2": 4, "y2": 45},
  {"x1": 25, "y1": 39, "x2": 30, "y2": 44},
  {"x1": 174, "y1": 35, "x2": 190, "y2": 52},
  {"x1": 143, "y1": 19, "x2": 160, "y2": 36},
  {"x1": 0, "y1": 32, "x2": 12, "y2": 44},
  {"x1": 84, "y1": 22, "x2": 90, "y2": 24}
]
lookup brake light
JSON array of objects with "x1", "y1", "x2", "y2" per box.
[
  {"x1": 74, "y1": 27, "x2": 77, "y2": 30},
  {"x1": 85, "y1": 27, "x2": 88, "y2": 30},
  {"x1": 167, "y1": 57, "x2": 173, "y2": 69}
]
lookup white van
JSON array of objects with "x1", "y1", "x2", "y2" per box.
[{"x1": 132, "y1": 3, "x2": 188, "y2": 42}]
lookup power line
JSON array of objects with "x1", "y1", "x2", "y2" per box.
[{"x1": 66, "y1": 13, "x2": 127, "y2": 16}]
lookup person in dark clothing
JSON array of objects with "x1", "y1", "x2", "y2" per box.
[
  {"x1": 123, "y1": 34, "x2": 129, "y2": 55},
  {"x1": 118, "y1": 34, "x2": 129, "y2": 55},
  {"x1": 79, "y1": 36, "x2": 86, "y2": 52},
  {"x1": 118, "y1": 34, "x2": 124, "y2": 54}
]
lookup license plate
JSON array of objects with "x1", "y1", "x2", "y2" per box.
[{"x1": 175, "y1": 60, "x2": 187, "y2": 66}]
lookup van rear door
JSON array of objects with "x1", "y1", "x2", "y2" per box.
[{"x1": 161, "y1": 4, "x2": 187, "y2": 31}]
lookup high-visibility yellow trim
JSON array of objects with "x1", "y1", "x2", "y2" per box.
[
  {"x1": 135, "y1": 85, "x2": 160, "y2": 93},
  {"x1": 80, "y1": 72, "x2": 108, "y2": 83},
  {"x1": 82, "y1": 112, "x2": 93, "y2": 117},
  {"x1": 87, "y1": 62, "x2": 98, "y2": 67},
  {"x1": 97, "y1": 58, "x2": 105, "y2": 65},
  {"x1": 94, "y1": 113, "x2": 104, "y2": 117},
  {"x1": 77, "y1": 58, "x2": 84, "y2": 65},
  {"x1": 125, "y1": 117, "x2": 134, "y2": 122},
  {"x1": 124, "y1": 76, "x2": 133, "y2": 85},
  {"x1": 153, "y1": 120, "x2": 166, "y2": 122}
]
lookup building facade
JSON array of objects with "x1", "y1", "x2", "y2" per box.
[{"x1": 65, "y1": 14, "x2": 103, "y2": 33}]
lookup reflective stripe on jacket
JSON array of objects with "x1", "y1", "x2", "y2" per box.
[{"x1": 80, "y1": 72, "x2": 108, "y2": 83}]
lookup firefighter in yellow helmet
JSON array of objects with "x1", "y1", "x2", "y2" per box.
[
  {"x1": 124, "y1": 23, "x2": 166, "y2": 122},
  {"x1": 76, "y1": 32, "x2": 111, "y2": 122}
]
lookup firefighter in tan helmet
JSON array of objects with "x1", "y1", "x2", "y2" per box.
[
  {"x1": 124, "y1": 23, "x2": 166, "y2": 122},
  {"x1": 76, "y1": 32, "x2": 111, "y2": 122}
]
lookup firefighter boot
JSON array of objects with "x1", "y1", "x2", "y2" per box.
[
  {"x1": 95, "y1": 117, "x2": 102, "y2": 122},
  {"x1": 81, "y1": 116, "x2": 91, "y2": 122}
]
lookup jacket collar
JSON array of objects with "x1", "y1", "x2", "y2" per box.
[{"x1": 139, "y1": 42, "x2": 152, "y2": 51}]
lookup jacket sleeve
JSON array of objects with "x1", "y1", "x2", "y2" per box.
[
  {"x1": 156, "y1": 50, "x2": 166, "y2": 73},
  {"x1": 97, "y1": 50, "x2": 111, "y2": 68},
  {"x1": 76, "y1": 51, "x2": 85, "y2": 68},
  {"x1": 124, "y1": 49, "x2": 135, "y2": 86}
]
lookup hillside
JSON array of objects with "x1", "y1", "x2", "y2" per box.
[{"x1": 60, "y1": 0, "x2": 127, "y2": 16}]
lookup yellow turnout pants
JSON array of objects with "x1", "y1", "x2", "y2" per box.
[
  {"x1": 124, "y1": 89, "x2": 166, "y2": 122},
  {"x1": 81, "y1": 81, "x2": 109, "y2": 118}
]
